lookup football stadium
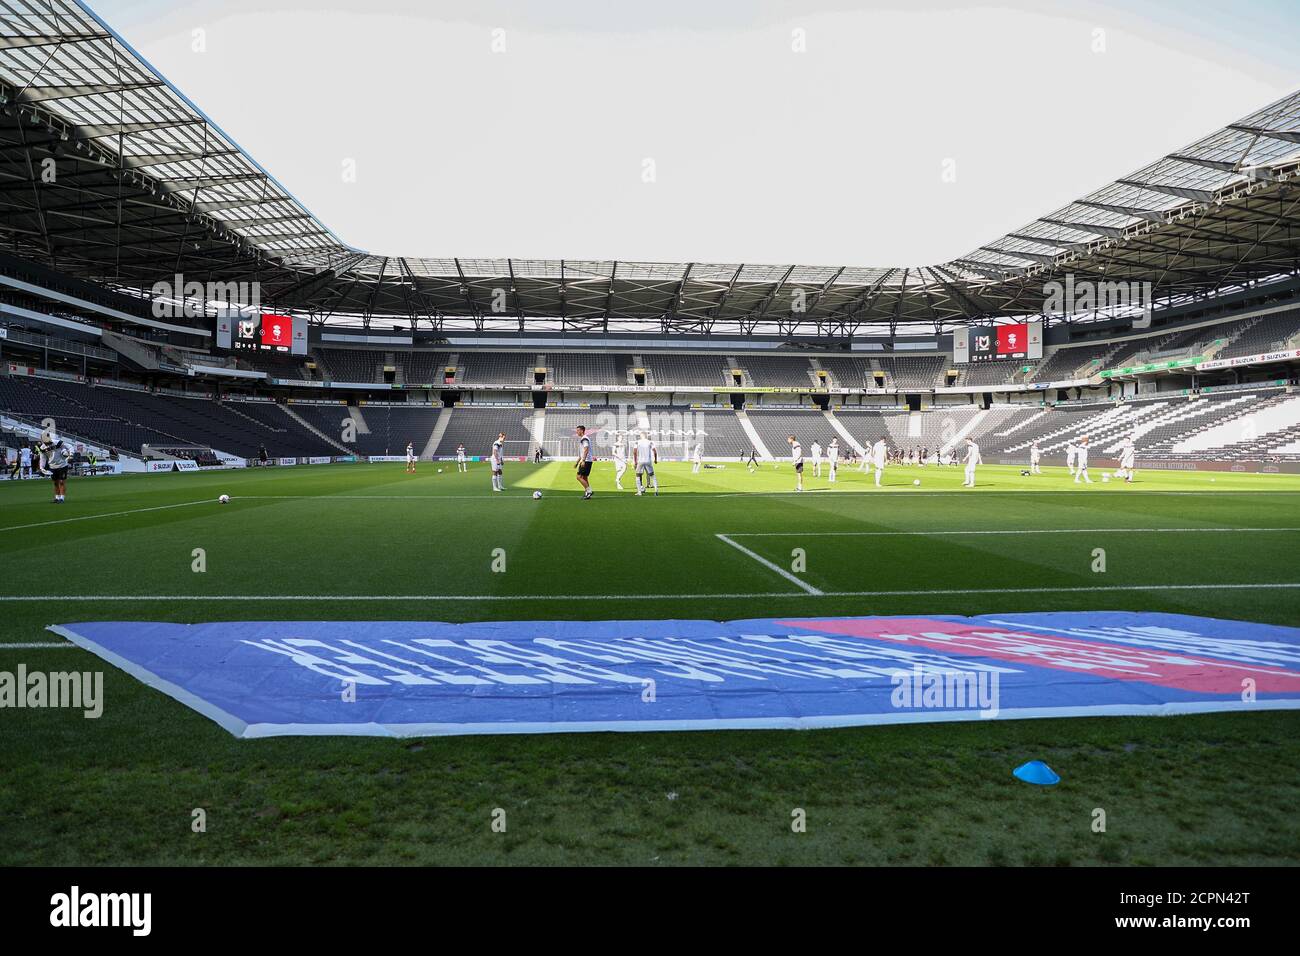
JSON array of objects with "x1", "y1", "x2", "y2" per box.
[{"x1": 1, "y1": 0, "x2": 1299, "y2": 899}]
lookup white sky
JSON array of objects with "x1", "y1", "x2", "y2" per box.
[{"x1": 93, "y1": 0, "x2": 1297, "y2": 266}]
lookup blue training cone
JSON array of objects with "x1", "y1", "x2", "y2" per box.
[{"x1": 1013, "y1": 760, "x2": 1060, "y2": 786}]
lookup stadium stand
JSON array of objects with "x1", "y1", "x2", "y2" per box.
[
  {"x1": 459, "y1": 353, "x2": 535, "y2": 386},
  {"x1": 235, "y1": 351, "x2": 311, "y2": 380},
  {"x1": 6, "y1": 352, "x2": 1299, "y2": 462},
  {"x1": 641, "y1": 354, "x2": 729, "y2": 388},
  {"x1": 1215, "y1": 310, "x2": 1300, "y2": 359},
  {"x1": 880, "y1": 355, "x2": 948, "y2": 390},
  {"x1": 1169, "y1": 391, "x2": 1300, "y2": 458},
  {"x1": 745, "y1": 409, "x2": 843, "y2": 455},
  {"x1": 0, "y1": 375, "x2": 334, "y2": 457},
  {"x1": 814, "y1": 357, "x2": 873, "y2": 388},
  {"x1": 954, "y1": 359, "x2": 1038, "y2": 387},
  {"x1": 287, "y1": 403, "x2": 359, "y2": 448},
  {"x1": 227, "y1": 401, "x2": 339, "y2": 455},
  {"x1": 316, "y1": 348, "x2": 387, "y2": 383},
  {"x1": 824, "y1": 408, "x2": 911, "y2": 449},
  {"x1": 398, "y1": 352, "x2": 457, "y2": 385},
  {"x1": 687, "y1": 409, "x2": 755, "y2": 458},
  {"x1": 432, "y1": 406, "x2": 537, "y2": 459},
  {"x1": 537, "y1": 405, "x2": 751, "y2": 459},
  {"x1": 282, "y1": 403, "x2": 438, "y2": 456},
  {"x1": 734, "y1": 355, "x2": 819, "y2": 388},
  {"x1": 1028, "y1": 344, "x2": 1113, "y2": 382},
  {"x1": 548, "y1": 353, "x2": 631, "y2": 388}
]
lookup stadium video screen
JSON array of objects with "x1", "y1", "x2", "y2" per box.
[
  {"x1": 964, "y1": 322, "x2": 1033, "y2": 362},
  {"x1": 970, "y1": 323, "x2": 1024, "y2": 361},
  {"x1": 216, "y1": 313, "x2": 307, "y2": 354},
  {"x1": 235, "y1": 314, "x2": 289, "y2": 351}
]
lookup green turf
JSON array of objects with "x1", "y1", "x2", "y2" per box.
[{"x1": 1, "y1": 460, "x2": 1298, "y2": 865}]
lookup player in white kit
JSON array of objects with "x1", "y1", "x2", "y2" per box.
[
  {"x1": 1116, "y1": 434, "x2": 1136, "y2": 483},
  {"x1": 1029, "y1": 441, "x2": 1041, "y2": 475},
  {"x1": 872, "y1": 436, "x2": 888, "y2": 487},
  {"x1": 1066, "y1": 440, "x2": 1078, "y2": 476},
  {"x1": 962, "y1": 438, "x2": 981, "y2": 487},
  {"x1": 1074, "y1": 435, "x2": 1093, "y2": 484},
  {"x1": 456, "y1": 443, "x2": 467, "y2": 472},
  {"x1": 692, "y1": 442, "x2": 703, "y2": 474},
  {"x1": 574, "y1": 425, "x2": 595, "y2": 499},
  {"x1": 633, "y1": 431, "x2": 658, "y2": 496},
  {"x1": 787, "y1": 436, "x2": 804, "y2": 492},
  {"x1": 827, "y1": 438, "x2": 840, "y2": 483},
  {"x1": 490, "y1": 432, "x2": 505, "y2": 491},
  {"x1": 613, "y1": 435, "x2": 628, "y2": 490},
  {"x1": 810, "y1": 441, "x2": 822, "y2": 478},
  {"x1": 37, "y1": 432, "x2": 73, "y2": 503},
  {"x1": 405, "y1": 442, "x2": 416, "y2": 473}
]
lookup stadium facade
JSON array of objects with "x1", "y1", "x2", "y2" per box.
[{"x1": 1, "y1": 0, "x2": 1299, "y2": 471}]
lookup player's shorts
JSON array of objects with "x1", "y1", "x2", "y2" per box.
[
  {"x1": 577, "y1": 460, "x2": 592, "y2": 478},
  {"x1": 794, "y1": 461, "x2": 804, "y2": 472},
  {"x1": 635, "y1": 463, "x2": 654, "y2": 476},
  {"x1": 51, "y1": 466, "x2": 69, "y2": 482},
  {"x1": 491, "y1": 464, "x2": 503, "y2": 474}
]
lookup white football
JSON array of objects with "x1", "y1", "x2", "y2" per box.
[
  {"x1": 218, "y1": 494, "x2": 230, "y2": 504},
  {"x1": 1102, "y1": 475, "x2": 1110, "y2": 483},
  {"x1": 913, "y1": 479, "x2": 920, "y2": 486},
  {"x1": 533, "y1": 490, "x2": 543, "y2": 499}
]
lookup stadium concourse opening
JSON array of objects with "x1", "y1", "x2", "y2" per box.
[{"x1": 0, "y1": 0, "x2": 1298, "y2": 884}]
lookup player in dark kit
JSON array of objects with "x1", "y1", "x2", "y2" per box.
[{"x1": 575, "y1": 425, "x2": 594, "y2": 499}]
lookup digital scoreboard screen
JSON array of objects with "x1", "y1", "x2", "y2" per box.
[
  {"x1": 217, "y1": 313, "x2": 306, "y2": 355},
  {"x1": 970, "y1": 323, "x2": 1028, "y2": 361},
  {"x1": 235, "y1": 314, "x2": 290, "y2": 351},
  {"x1": 956, "y1": 321, "x2": 1041, "y2": 364}
]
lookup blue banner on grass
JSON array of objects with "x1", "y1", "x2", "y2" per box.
[{"x1": 51, "y1": 613, "x2": 1300, "y2": 737}]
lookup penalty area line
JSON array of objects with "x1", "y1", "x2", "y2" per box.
[
  {"x1": 0, "y1": 498, "x2": 215, "y2": 533},
  {"x1": 715, "y1": 533, "x2": 824, "y2": 595}
]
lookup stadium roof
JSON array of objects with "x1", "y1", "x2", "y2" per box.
[{"x1": 1, "y1": 0, "x2": 1299, "y2": 336}]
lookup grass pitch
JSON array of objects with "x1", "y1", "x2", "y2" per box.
[{"x1": 1, "y1": 460, "x2": 1298, "y2": 865}]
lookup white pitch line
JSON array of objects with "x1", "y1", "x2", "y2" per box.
[
  {"x1": 224, "y1": 489, "x2": 1300, "y2": 502},
  {"x1": 716, "y1": 533, "x2": 824, "y2": 595},
  {"x1": 723, "y1": 527, "x2": 1300, "y2": 537},
  {"x1": 0, "y1": 498, "x2": 214, "y2": 533},
  {"x1": 1, "y1": 583, "x2": 1300, "y2": 601}
]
